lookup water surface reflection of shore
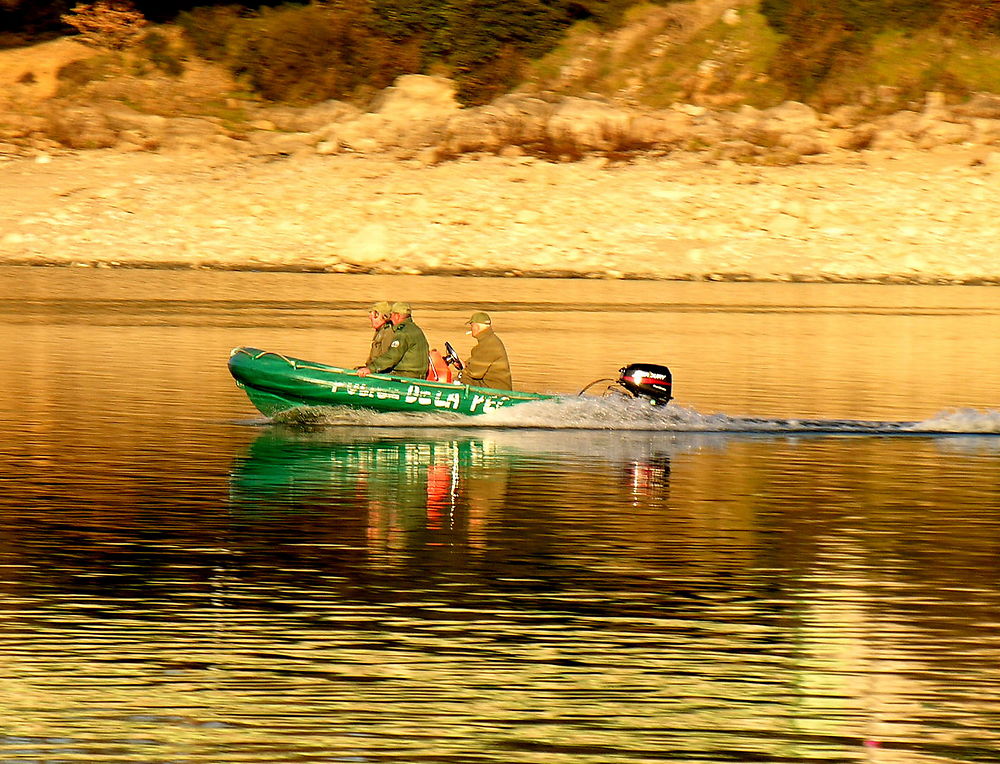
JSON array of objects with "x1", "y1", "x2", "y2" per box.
[{"x1": 3, "y1": 270, "x2": 1000, "y2": 762}]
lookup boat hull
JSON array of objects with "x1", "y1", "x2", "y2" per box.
[{"x1": 228, "y1": 347, "x2": 552, "y2": 418}]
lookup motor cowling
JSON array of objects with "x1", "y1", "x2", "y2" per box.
[{"x1": 616, "y1": 363, "x2": 673, "y2": 405}]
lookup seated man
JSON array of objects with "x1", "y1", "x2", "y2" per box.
[
  {"x1": 459, "y1": 311, "x2": 512, "y2": 390},
  {"x1": 363, "y1": 300, "x2": 393, "y2": 368},
  {"x1": 357, "y1": 301, "x2": 429, "y2": 379}
]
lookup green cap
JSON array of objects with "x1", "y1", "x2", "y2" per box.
[
  {"x1": 369, "y1": 300, "x2": 391, "y2": 316},
  {"x1": 389, "y1": 301, "x2": 412, "y2": 315},
  {"x1": 465, "y1": 311, "x2": 491, "y2": 325}
]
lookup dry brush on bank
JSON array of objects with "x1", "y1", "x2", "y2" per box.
[{"x1": 4, "y1": 72, "x2": 1000, "y2": 165}]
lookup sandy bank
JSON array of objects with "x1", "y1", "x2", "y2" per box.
[{"x1": 2, "y1": 147, "x2": 998, "y2": 284}]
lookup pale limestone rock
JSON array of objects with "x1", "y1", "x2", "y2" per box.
[
  {"x1": 954, "y1": 93, "x2": 1000, "y2": 119},
  {"x1": 971, "y1": 118, "x2": 1000, "y2": 145},
  {"x1": 415, "y1": 146, "x2": 443, "y2": 166},
  {"x1": 881, "y1": 111, "x2": 922, "y2": 136},
  {"x1": 248, "y1": 131, "x2": 318, "y2": 156},
  {"x1": 43, "y1": 105, "x2": 117, "y2": 149},
  {"x1": 923, "y1": 91, "x2": 948, "y2": 116},
  {"x1": 725, "y1": 105, "x2": 763, "y2": 131},
  {"x1": 331, "y1": 114, "x2": 386, "y2": 153},
  {"x1": 712, "y1": 140, "x2": 759, "y2": 161},
  {"x1": 258, "y1": 100, "x2": 360, "y2": 132},
  {"x1": 826, "y1": 105, "x2": 866, "y2": 129},
  {"x1": 208, "y1": 135, "x2": 246, "y2": 154},
  {"x1": 441, "y1": 108, "x2": 506, "y2": 154},
  {"x1": 0, "y1": 113, "x2": 50, "y2": 138},
  {"x1": 326, "y1": 75, "x2": 459, "y2": 153},
  {"x1": 159, "y1": 122, "x2": 228, "y2": 153},
  {"x1": 165, "y1": 116, "x2": 224, "y2": 138},
  {"x1": 830, "y1": 124, "x2": 877, "y2": 151},
  {"x1": 102, "y1": 105, "x2": 167, "y2": 140},
  {"x1": 760, "y1": 101, "x2": 819, "y2": 134},
  {"x1": 341, "y1": 223, "x2": 389, "y2": 265},
  {"x1": 764, "y1": 212, "x2": 802, "y2": 236},
  {"x1": 779, "y1": 134, "x2": 825, "y2": 155},
  {"x1": 391, "y1": 120, "x2": 449, "y2": 153},
  {"x1": 686, "y1": 116, "x2": 726, "y2": 147},
  {"x1": 630, "y1": 111, "x2": 693, "y2": 147},
  {"x1": 673, "y1": 103, "x2": 707, "y2": 117},
  {"x1": 871, "y1": 85, "x2": 902, "y2": 105},
  {"x1": 780, "y1": 198, "x2": 807, "y2": 219},
  {"x1": 315, "y1": 139, "x2": 339, "y2": 156},
  {"x1": 372, "y1": 75, "x2": 460, "y2": 120},
  {"x1": 696, "y1": 59, "x2": 721, "y2": 78},
  {"x1": 869, "y1": 129, "x2": 916, "y2": 151},
  {"x1": 115, "y1": 131, "x2": 148, "y2": 152},
  {"x1": 311, "y1": 122, "x2": 339, "y2": 142},
  {"x1": 917, "y1": 121, "x2": 973, "y2": 148},
  {"x1": 490, "y1": 94, "x2": 554, "y2": 144},
  {"x1": 441, "y1": 95, "x2": 554, "y2": 154}
]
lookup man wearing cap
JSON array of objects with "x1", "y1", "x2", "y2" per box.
[
  {"x1": 358, "y1": 301, "x2": 429, "y2": 379},
  {"x1": 362, "y1": 301, "x2": 394, "y2": 368},
  {"x1": 459, "y1": 311, "x2": 512, "y2": 391}
]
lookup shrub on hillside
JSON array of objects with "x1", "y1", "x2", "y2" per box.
[
  {"x1": 176, "y1": 4, "x2": 245, "y2": 61},
  {"x1": 223, "y1": 3, "x2": 420, "y2": 103},
  {"x1": 56, "y1": 55, "x2": 116, "y2": 94},
  {"x1": 453, "y1": 43, "x2": 527, "y2": 105},
  {"x1": 761, "y1": 0, "x2": 1000, "y2": 100},
  {"x1": 60, "y1": 0, "x2": 147, "y2": 49},
  {"x1": 764, "y1": 2, "x2": 857, "y2": 96},
  {"x1": 175, "y1": 0, "x2": 657, "y2": 105},
  {"x1": 760, "y1": 0, "x2": 948, "y2": 35},
  {"x1": 139, "y1": 29, "x2": 183, "y2": 75},
  {"x1": 941, "y1": 0, "x2": 1000, "y2": 34},
  {"x1": 446, "y1": 0, "x2": 568, "y2": 103}
]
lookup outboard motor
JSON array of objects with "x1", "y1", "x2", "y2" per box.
[{"x1": 616, "y1": 363, "x2": 673, "y2": 405}]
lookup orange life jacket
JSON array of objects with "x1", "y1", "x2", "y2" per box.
[{"x1": 425, "y1": 349, "x2": 454, "y2": 383}]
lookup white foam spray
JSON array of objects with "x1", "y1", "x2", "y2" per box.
[{"x1": 271, "y1": 397, "x2": 1000, "y2": 435}]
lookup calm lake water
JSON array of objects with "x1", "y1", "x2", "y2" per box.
[{"x1": 2, "y1": 265, "x2": 1000, "y2": 764}]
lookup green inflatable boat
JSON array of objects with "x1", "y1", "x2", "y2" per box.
[{"x1": 228, "y1": 346, "x2": 554, "y2": 418}]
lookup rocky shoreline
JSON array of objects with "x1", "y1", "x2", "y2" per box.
[
  {"x1": 2, "y1": 75, "x2": 1000, "y2": 284},
  {"x1": 2, "y1": 144, "x2": 998, "y2": 284}
]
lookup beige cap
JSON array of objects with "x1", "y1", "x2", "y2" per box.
[
  {"x1": 369, "y1": 301, "x2": 391, "y2": 316},
  {"x1": 389, "y1": 301, "x2": 412, "y2": 315}
]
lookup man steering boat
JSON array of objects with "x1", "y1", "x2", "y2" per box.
[{"x1": 457, "y1": 311, "x2": 512, "y2": 391}]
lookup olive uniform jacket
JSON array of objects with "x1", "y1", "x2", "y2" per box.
[
  {"x1": 368, "y1": 318, "x2": 429, "y2": 379},
  {"x1": 461, "y1": 327, "x2": 512, "y2": 391},
  {"x1": 365, "y1": 323, "x2": 395, "y2": 367}
]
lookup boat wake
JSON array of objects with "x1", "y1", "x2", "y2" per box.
[{"x1": 269, "y1": 396, "x2": 1000, "y2": 435}]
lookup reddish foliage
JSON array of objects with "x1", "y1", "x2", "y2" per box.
[{"x1": 60, "y1": 0, "x2": 147, "y2": 50}]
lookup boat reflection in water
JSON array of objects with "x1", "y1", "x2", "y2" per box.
[{"x1": 229, "y1": 427, "x2": 707, "y2": 554}]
